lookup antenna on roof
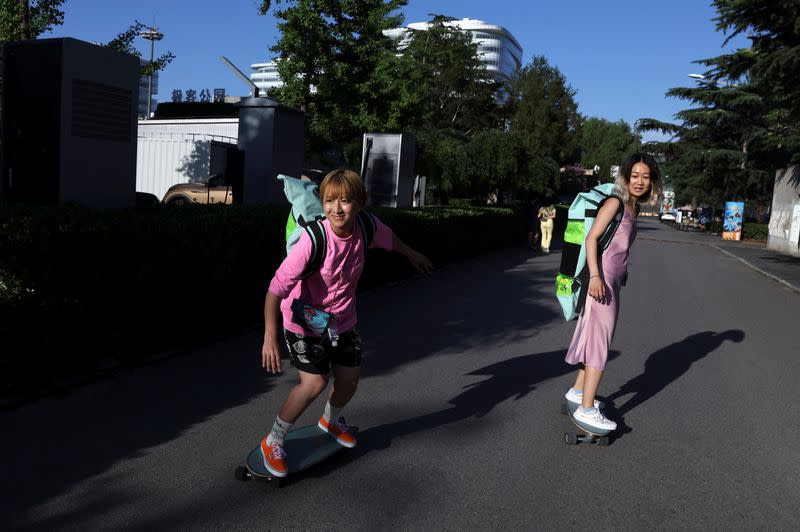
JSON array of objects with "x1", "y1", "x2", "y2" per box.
[{"x1": 219, "y1": 56, "x2": 260, "y2": 97}]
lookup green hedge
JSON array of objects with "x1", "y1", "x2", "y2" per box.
[
  {"x1": 0, "y1": 203, "x2": 525, "y2": 402},
  {"x1": 705, "y1": 220, "x2": 767, "y2": 240},
  {"x1": 743, "y1": 223, "x2": 768, "y2": 241}
]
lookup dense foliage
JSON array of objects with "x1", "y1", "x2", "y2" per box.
[
  {"x1": 262, "y1": 5, "x2": 582, "y2": 204},
  {"x1": 579, "y1": 118, "x2": 642, "y2": 183},
  {"x1": 638, "y1": 0, "x2": 800, "y2": 209},
  {"x1": 0, "y1": 0, "x2": 63, "y2": 41}
]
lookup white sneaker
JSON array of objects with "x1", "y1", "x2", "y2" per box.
[
  {"x1": 573, "y1": 407, "x2": 617, "y2": 432},
  {"x1": 564, "y1": 388, "x2": 603, "y2": 409}
]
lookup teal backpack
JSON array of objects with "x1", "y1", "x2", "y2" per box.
[
  {"x1": 278, "y1": 174, "x2": 376, "y2": 279},
  {"x1": 554, "y1": 183, "x2": 624, "y2": 321}
]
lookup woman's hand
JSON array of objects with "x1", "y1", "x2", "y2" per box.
[
  {"x1": 588, "y1": 276, "x2": 606, "y2": 303},
  {"x1": 262, "y1": 334, "x2": 282, "y2": 374},
  {"x1": 408, "y1": 250, "x2": 434, "y2": 273}
]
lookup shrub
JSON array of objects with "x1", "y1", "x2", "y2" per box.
[
  {"x1": 0, "y1": 203, "x2": 525, "y2": 402},
  {"x1": 743, "y1": 223, "x2": 768, "y2": 241}
]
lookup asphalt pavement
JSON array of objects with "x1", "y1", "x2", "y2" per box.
[{"x1": 3, "y1": 218, "x2": 799, "y2": 530}]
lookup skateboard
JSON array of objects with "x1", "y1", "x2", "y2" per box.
[
  {"x1": 561, "y1": 400, "x2": 611, "y2": 446},
  {"x1": 235, "y1": 421, "x2": 358, "y2": 487}
]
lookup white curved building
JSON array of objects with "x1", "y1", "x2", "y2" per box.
[{"x1": 250, "y1": 61, "x2": 283, "y2": 94}]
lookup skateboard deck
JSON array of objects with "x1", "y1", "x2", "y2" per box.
[
  {"x1": 236, "y1": 423, "x2": 357, "y2": 486},
  {"x1": 562, "y1": 400, "x2": 611, "y2": 446}
]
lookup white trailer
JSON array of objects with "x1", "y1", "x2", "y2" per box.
[{"x1": 136, "y1": 118, "x2": 238, "y2": 200}]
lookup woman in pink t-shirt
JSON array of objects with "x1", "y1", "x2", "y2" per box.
[{"x1": 259, "y1": 169, "x2": 433, "y2": 477}]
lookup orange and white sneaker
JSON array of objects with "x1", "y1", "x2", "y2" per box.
[
  {"x1": 260, "y1": 437, "x2": 288, "y2": 477},
  {"x1": 318, "y1": 416, "x2": 357, "y2": 448}
]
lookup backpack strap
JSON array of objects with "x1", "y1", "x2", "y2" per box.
[
  {"x1": 297, "y1": 212, "x2": 376, "y2": 279},
  {"x1": 356, "y1": 211, "x2": 377, "y2": 248},
  {"x1": 299, "y1": 219, "x2": 327, "y2": 279},
  {"x1": 597, "y1": 195, "x2": 625, "y2": 250}
]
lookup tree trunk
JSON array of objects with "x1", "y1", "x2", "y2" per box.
[{"x1": 19, "y1": 0, "x2": 30, "y2": 40}]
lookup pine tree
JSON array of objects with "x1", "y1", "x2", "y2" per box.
[{"x1": 504, "y1": 55, "x2": 581, "y2": 166}]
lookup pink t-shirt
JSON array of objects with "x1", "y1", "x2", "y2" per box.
[{"x1": 268, "y1": 215, "x2": 394, "y2": 336}]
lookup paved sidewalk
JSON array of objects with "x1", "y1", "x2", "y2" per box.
[{"x1": 642, "y1": 219, "x2": 800, "y2": 294}]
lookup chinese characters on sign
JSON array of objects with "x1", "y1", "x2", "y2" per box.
[{"x1": 171, "y1": 88, "x2": 226, "y2": 103}]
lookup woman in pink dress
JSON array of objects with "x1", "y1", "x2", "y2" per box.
[{"x1": 563, "y1": 153, "x2": 662, "y2": 433}]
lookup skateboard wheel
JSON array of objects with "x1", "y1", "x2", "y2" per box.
[
  {"x1": 564, "y1": 432, "x2": 578, "y2": 445},
  {"x1": 597, "y1": 436, "x2": 610, "y2": 447},
  {"x1": 235, "y1": 466, "x2": 251, "y2": 482},
  {"x1": 267, "y1": 477, "x2": 282, "y2": 489}
]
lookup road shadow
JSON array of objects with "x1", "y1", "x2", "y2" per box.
[
  {"x1": 5, "y1": 245, "x2": 560, "y2": 527},
  {"x1": 758, "y1": 254, "x2": 800, "y2": 265},
  {"x1": 3, "y1": 334, "x2": 272, "y2": 530},
  {"x1": 299, "y1": 349, "x2": 620, "y2": 482},
  {"x1": 360, "y1": 247, "x2": 562, "y2": 378},
  {"x1": 604, "y1": 330, "x2": 745, "y2": 439}
]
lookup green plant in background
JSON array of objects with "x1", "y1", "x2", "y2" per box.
[
  {"x1": 579, "y1": 118, "x2": 642, "y2": 182},
  {"x1": 0, "y1": 0, "x2": 64, "y2": 41},
  {"x1": 504, "y1": 55, "x2": 582, "y2": 167},
  {"x1": 102, "y1": 20, "x2": 175, "y2": 78}
]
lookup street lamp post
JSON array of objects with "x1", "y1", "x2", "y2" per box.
[{"x1": 140, "y1": 27, "x2": 164, "y2": 119}]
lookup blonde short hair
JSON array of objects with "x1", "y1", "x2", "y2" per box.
[{"x1": 319, "y1": 169, "x2": 367, "y2": 208}]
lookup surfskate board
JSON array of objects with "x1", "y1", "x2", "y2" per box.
[
  {"x1": 562, "y1": 400, "x2": 611, "y2": 446},
  {"x1": 235, "y1": 422, "x2": 357, "y2": 487}
]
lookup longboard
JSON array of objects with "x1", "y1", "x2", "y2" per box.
[
  {"x1": 562, "y1": 400, "x2": 611, "y2": 446},
  {"x1": 235, "y1": 423, "x2": 357, "y2": 487}
]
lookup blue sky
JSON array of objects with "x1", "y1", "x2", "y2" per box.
[{"x1": 48, "y1": 0, "x2": 748, "y2": 141}]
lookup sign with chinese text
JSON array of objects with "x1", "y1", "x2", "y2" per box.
[{"x1": 171, "y1": 88, "x2": 226, "y2": 103}]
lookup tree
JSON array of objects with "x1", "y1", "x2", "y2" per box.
[
  {"x1": 460, "y1": 130, "x2": 523, "y2": 203},
  {"x1": 103, "y1": 21, "x2": 175, "y2": 78},
  {"x1": 637, "y1": 79, "x2": 780, "y2": 208},
  {"x1": 393, "y1": 15, "x2": 499, "y2": 134},
  {"x1": 0, "y1": 0, "x2": 63, "y2": 41},
  {"x1": 505, "y1": 55, "x2": 581, "y2": 165},
  {"x1": 579, "y1": 118, "x2": 641, "y2": 182},
  {"x1": 635, "y1": 1, "x2": 800, "y2": 209},
  {"x1": 522, "y1": 156, "x2": 561, "y2": 198},
  {"x1": 389, "y1": 15, "x2": 500, "y2": 203},
  {"x1": 703, "y1": 0, "x2": 800, "y2": 161},
  {"x1": 267, "y1": 0, "x2": 407, "y2": 163}
]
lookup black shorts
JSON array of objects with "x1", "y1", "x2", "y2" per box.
[{"x1": 283, "y1": 328, "x2": 362, "y2": 375}]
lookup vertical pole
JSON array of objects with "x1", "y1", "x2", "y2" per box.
[{"x1": 146, "y1": 35, "x2": 155, "y2": 119}]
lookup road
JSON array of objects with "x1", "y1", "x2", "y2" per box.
[{"x1": 4, "y1": 219, "x2": 799, "y2": 530}]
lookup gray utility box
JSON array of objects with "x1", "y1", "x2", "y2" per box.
[
  {"x1": 362, "y1": 133, "x2": 416, "y2": 208},
  {"x1": 1, "y1": 38, "x2": 139, "y2": 208},
  {"x1": 236, "y1": 97, "x2": 305, "y2": 205}
]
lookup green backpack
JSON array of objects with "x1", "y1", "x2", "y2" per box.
[
  {"x1": 278, "y1": 174, "x2": 377, "y2": 279},
  {"x1": 554, "y1": 183, "x2": 624, "y2": 320}
]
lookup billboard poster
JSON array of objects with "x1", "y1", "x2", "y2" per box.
[
  {"x1": 662, "y1": 187, "x2": 675, "y2": 215},
  {"x1": 722, "y1": 201, "x2": 745, "y2": 240}
]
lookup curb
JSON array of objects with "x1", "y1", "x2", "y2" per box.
[{"x1": 712, "y1": 245, "x2": 800, "y2": 295}]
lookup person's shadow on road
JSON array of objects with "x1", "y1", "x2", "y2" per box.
[
  {"x1": 302, "y1": 349, "x2": 620, "y2": 483},
  {"x1": 604, "y1": 329, "x2": 745, "y2": 439}
]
